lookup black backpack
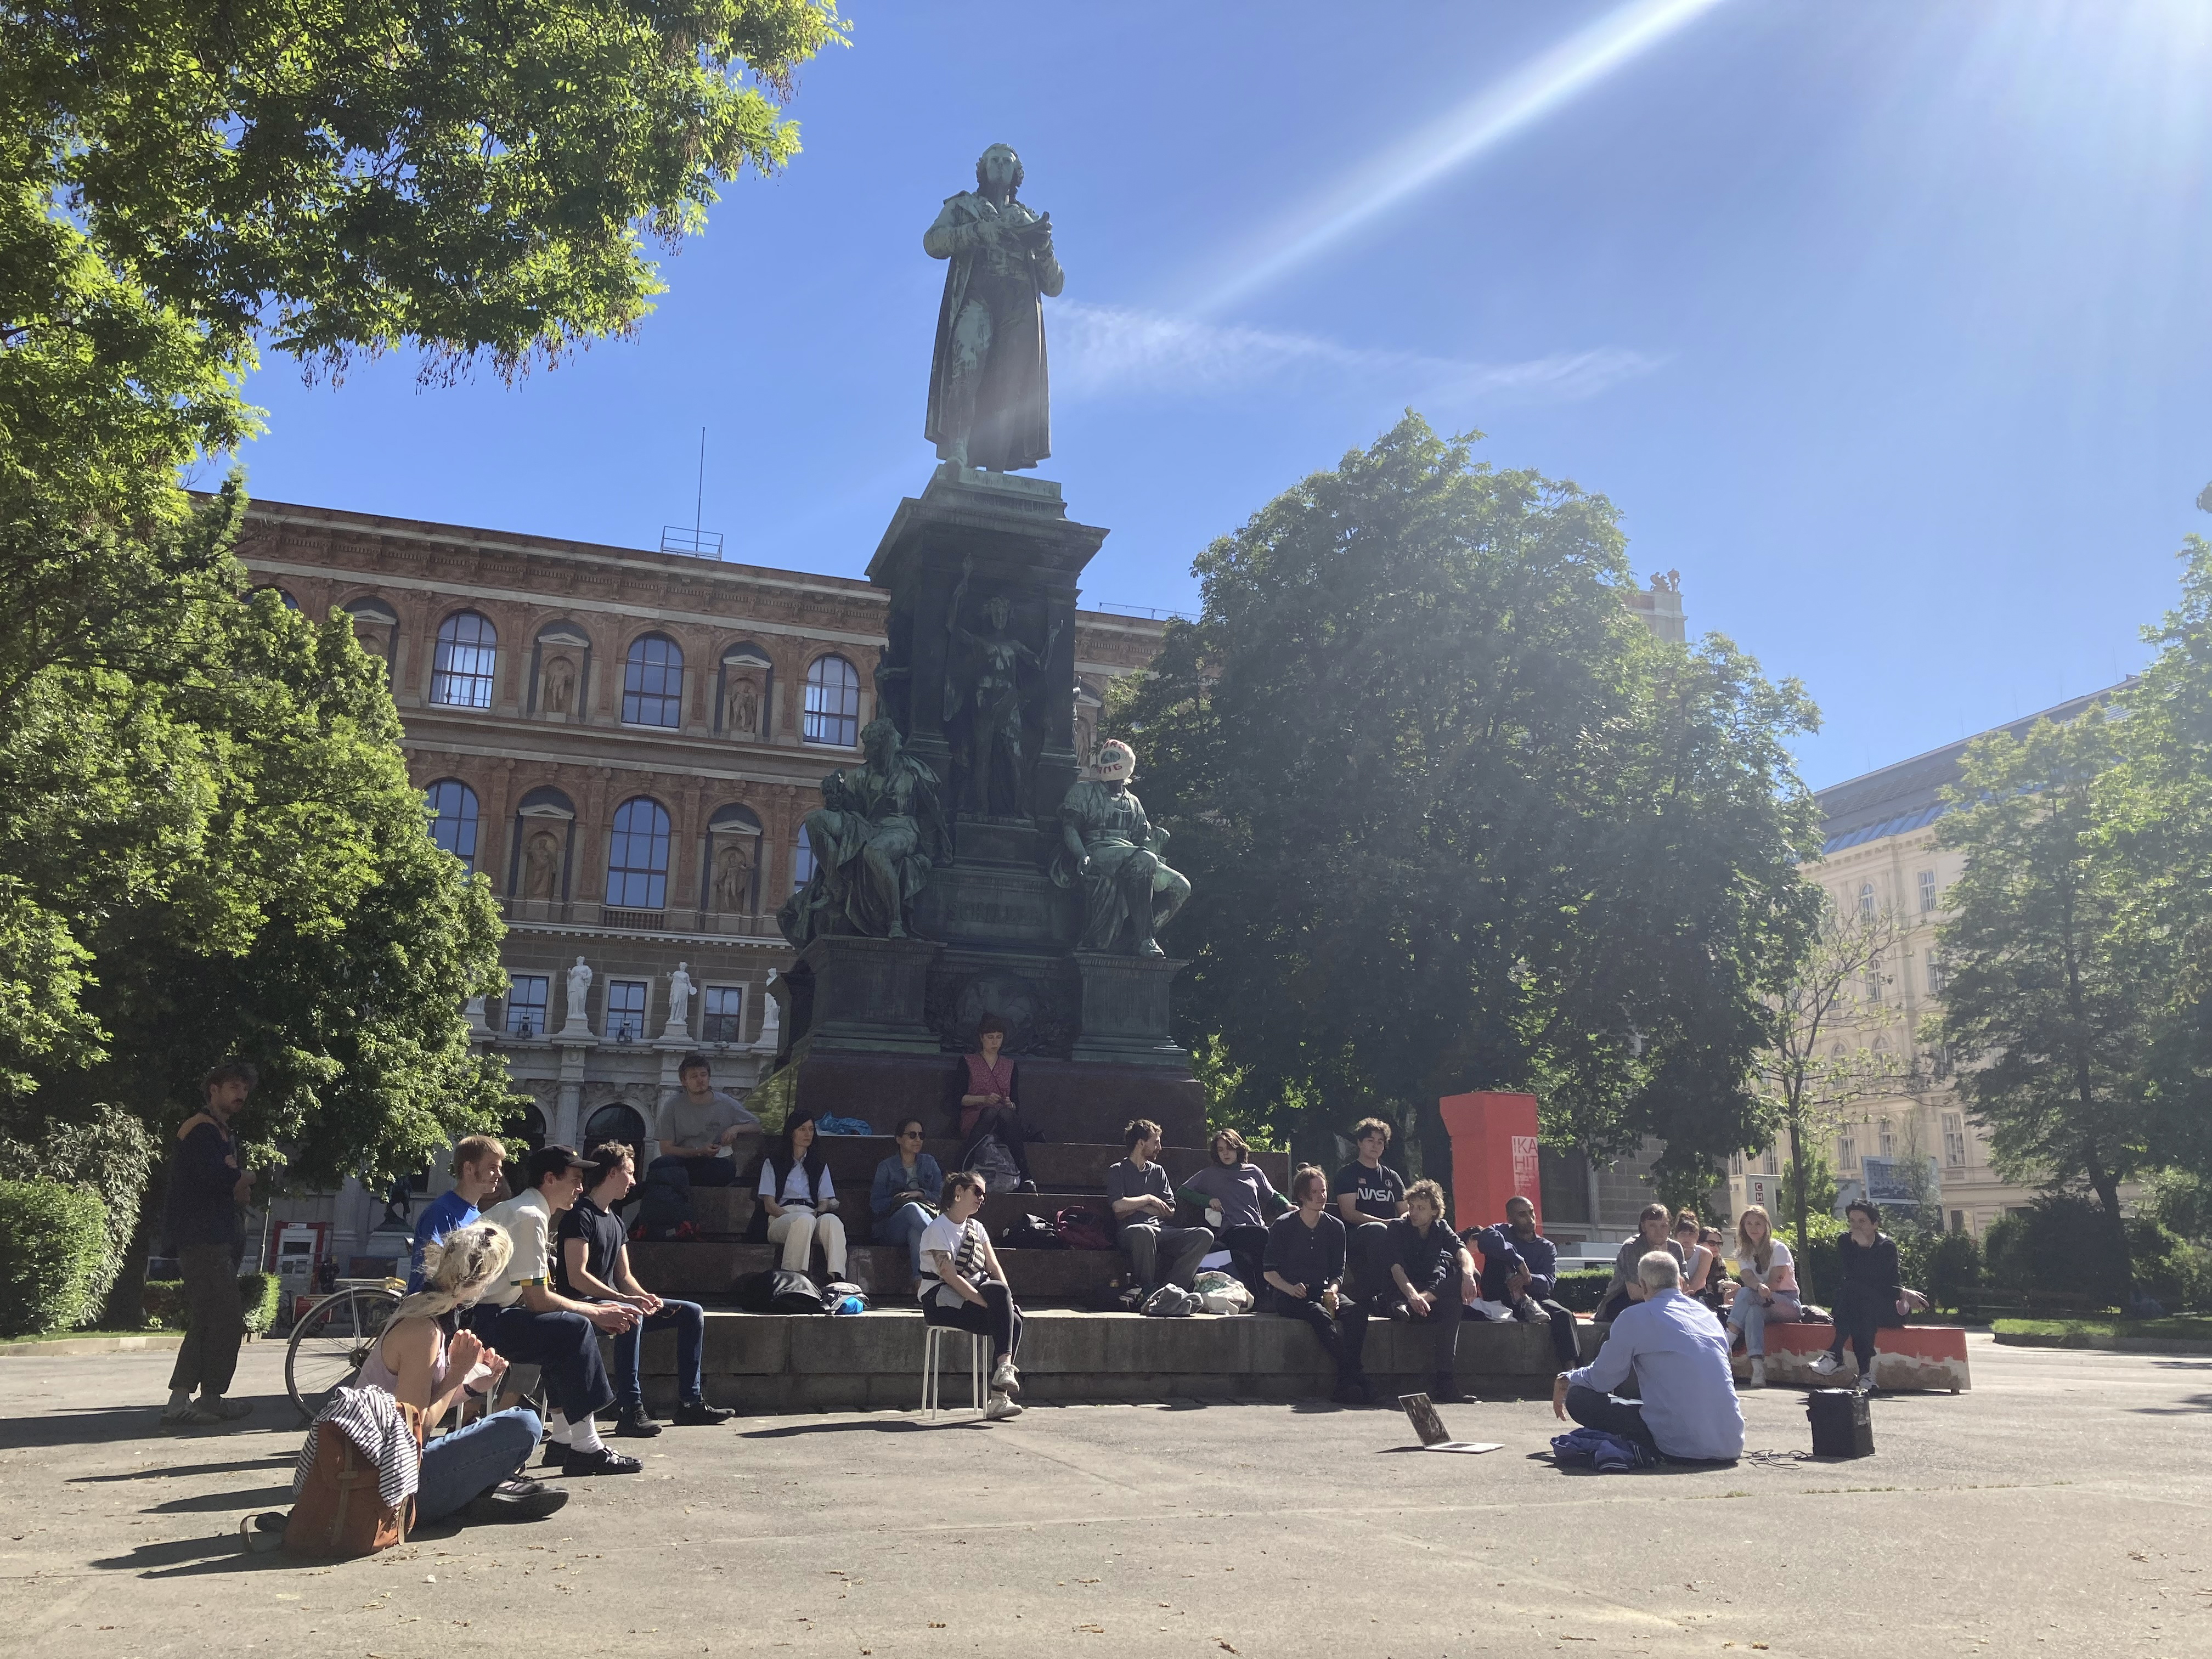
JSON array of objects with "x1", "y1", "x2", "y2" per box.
[
  {"x1": 998, "y1": 1212, "x2": 1068, "y2": 1251},
  {"x1": 733, "y1": 1268, "x2": 833, "y2": 1314}
]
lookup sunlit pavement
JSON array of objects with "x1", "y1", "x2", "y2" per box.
[{"x1": 1, "y1": 1333, "x2": 2205, "y2": 1657}]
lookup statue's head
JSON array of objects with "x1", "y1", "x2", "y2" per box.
[
  {"x1": 984, "y1": 594, "x2": 1011, "y2": 630},
  {"x1": 1097, "y1": 739, "x2": 1136, "y2": 785},
  {"x1": 861, "y1": 714, "x2": 901, "y2": 760},
  {"x1": 976, "y1": 143, "x2": 1023, "y2": 198}
]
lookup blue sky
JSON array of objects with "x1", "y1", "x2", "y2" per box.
[{"x1": 234, "y1": 0, "x2": 2212, "y2": 789}]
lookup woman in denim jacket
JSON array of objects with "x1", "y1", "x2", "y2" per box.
[{"x1": 870, "y1": 1118, "x2": 944, "y2": 1293}]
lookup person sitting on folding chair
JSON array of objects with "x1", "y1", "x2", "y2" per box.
[{"x1": 917, "y1": 1171, "x2": 1024, "y2": 1422}]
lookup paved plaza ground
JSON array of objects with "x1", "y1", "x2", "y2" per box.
[{"x1": 0, "y1": 1333, "x2": 2204, "y2": 1657}]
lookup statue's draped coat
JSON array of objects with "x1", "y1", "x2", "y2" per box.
[{"x1": 923, "y1": 191, "x2": 1058, "y2": 472}]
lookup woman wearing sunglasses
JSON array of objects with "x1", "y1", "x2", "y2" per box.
[{"x1": 870, "y1": 1117, "x2": 945, "y2": 1293}]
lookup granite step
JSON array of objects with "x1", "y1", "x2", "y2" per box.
[{"x1": 626, "y1": 1239, "x2": 1137, "y2": 1304}]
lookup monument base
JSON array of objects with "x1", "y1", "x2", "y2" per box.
[
  {"x1": 773, "y1": 1048, "x2": 1204, "y2": 1148},
  {"x1": 1071, "y1": 951, "x2": 1188, "y2": 1066},
  {"x1": 786, "y1": 934, "x2": 943, "y2": 1054}
]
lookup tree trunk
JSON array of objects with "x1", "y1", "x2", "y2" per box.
[
  {"x1": 1786, "y1": 1112, "x2": 1810, "y2": 1249},
  {"x1": 2085, "y1": 1156, "x2": 2132, "y2": 1306}
]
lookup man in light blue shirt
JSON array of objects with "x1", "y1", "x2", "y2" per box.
[{"x1": 1553, "y1": 1249, "x2": 1743, "y2": 1463}]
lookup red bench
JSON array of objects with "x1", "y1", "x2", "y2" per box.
[{"x1": 1748, "y1": 1322, "x2": 1970, "y2": 1392}]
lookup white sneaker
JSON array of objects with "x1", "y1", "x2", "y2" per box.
[
  {"x1": 985, "y1": 1392, "x2": 1024, "y2": 1421},
  {"x1": 991, "y1": 1357, "x2": 1020, "y2": 1395},
  {"x1": 1747, "y1": 1357, "x2": 1766, "y2": 1389},
  {"x1": 1854, "y1": 1371, "x2": 1876, "y2": 1395},
  {"x1": 1811, "y1": 1351, "x2": 1842, "y2": 1377}
]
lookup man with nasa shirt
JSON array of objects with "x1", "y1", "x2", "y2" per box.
[{"x1": 1329, "y1": 1117, "x2": 1408, "y2": 1301}]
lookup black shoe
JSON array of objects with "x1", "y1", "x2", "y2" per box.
[
  {"x1": 1014, "y1": 1179, "x2": 1039, "y2": 1194},
  {"x1": 539, "y1": 1440, "x2": 566, "y2": 1468},
  {"x1": 560, "y1": 1446, "x2": 643, "y2": 1476},
  {"x1": 1331, "y1": 1379, "x2": 1371, "y2": 1405},
  {"x1": 464, "y1": 1477, "x2": 571, "y2": 1523},
  {"x1": 672, "y1": 1400, "x2": 735, "y2": 1426},
  {"x1": 613, "y1": 1408, "x2": 662, "y2": 1438}
]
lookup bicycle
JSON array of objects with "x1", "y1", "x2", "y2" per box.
[{"x1": 285, "y1": 1278, "x2": 404, "y2": 1423}]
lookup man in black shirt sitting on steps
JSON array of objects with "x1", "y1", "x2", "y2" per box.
[
  {"x1": 1263, "y1": 1165, "x2": 1370, "y2": 1403},
  {"x1": 1330, "y1": 1118, "x2": 1408, "y2": 1301},
  {"x1": 1379, "y1": 1179, "x2": 1472, "y2": 1404}
]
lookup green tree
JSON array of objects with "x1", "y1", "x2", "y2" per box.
[
  {"x1": 1751, "y1": 899, "x2": 1906, "y2": 1245},
  {"x1": 1124, "y1": 415, "x2": 1821, "y2": 1206},
  {"x1": 1934, "y1": 710, "x2": 2148, "y2": 1298}
]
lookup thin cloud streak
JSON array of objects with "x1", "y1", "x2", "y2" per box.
[
  {"x1": 1197, "y1": 0, "x2": 1733, "y2": 312},
  {"x1": 1056, "y1": 301, "x2": 1664, "y2": 407}
]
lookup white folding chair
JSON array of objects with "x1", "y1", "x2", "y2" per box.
[{"x1": 921, "y1": 1323, "x2": 986, "y2": 1420}]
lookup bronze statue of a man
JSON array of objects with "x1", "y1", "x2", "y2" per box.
[
  {"x1": 778, "y1": 717, "x2": 952, "y2": 947},
  {"x1": 924, "y1": 143, "x2": 1062, "y2": 473},
  {"x1": 1052, "y1": 740, "x2": 1190, "y2": 957},
  {"x1": 944, "y1": 554, "x2": 1062, "y2": 817}
]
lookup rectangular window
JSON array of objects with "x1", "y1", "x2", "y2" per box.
[
  {"x1": 606, "y1": 979, "x2": 648, "y2": 1043},
  {"x1": 1865, "y1": 958, "x2": 1883, "y2": 1004},
  {"x1": 702, "y1": 985, "x2": 744, "y2": 1045},
  {"x1": 1927, "y1": 955, "x2": 1946, "y2": 996},
  {"x1": 1918, "y1": 869, "x2": 1937, "y2": 913},
  {"x1": 1877, "y1": 1119, "x2": 1894, "y2": 1159},
  {"x1": 1950, "y1": 1209, "x2": 1966, "y2": 1234},
  {"x1": 1837, "y1": 1130, "x2": 1857, "y2": 1171},
  {"x1": 1942, "y1": 1112, "x2": 1967, "y2": 1167},
  {"x1": 505, "y1": 975, "x2": 549, "y2": 1038}
]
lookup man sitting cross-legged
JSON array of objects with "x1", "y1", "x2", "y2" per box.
[
  {"x1": 1377, "y1": 1179, "x2": 1471, "y2": 1404},
  {"x1": 556, "y1": 1141, "x2": 736, "y2": 1438},
  {"x1": 1107, "y1": 1118, "x2": 1214, "y2": 1293},
  {"x1": 476, "y1": 1144, "x2": 644, "y2": 1477},
  {"x1": 1262, "y1": 1165, "x2": 1371, "y2": 1404},
  {"x1": 1552, "y1": 1249, "x2": 1743, "y2": 1464}
]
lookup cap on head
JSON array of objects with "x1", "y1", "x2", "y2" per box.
[
  {"x1": 526, "y1": 1144, "x2": 598, "y2": 1188},
  {"x1": 1097, "y1": 740, "x2": 1136, "y2": 782}
]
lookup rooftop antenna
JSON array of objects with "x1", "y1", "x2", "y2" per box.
[{"x1": 660, "y1": 424, "x2": 724, "y2": 558}]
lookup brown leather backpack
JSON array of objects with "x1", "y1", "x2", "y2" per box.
[{"x1": 283, "y1": 1401, "x2": 425, "y2": 1558}]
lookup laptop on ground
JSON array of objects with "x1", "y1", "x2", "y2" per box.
[{"x1": 1398, "y1": 1392, "x2": 1502, "y2": 1454}]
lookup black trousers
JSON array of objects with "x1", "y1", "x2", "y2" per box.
[
  {"x1": 1347, "y1": 1221, "x2": 1396, "y2": 1297},
  {"x1": 1827, "y1": 1282, "x2": 1887, "y2": 1376},
  {"x1": 923, "y1": 1281, "x2": 1023, "y2": 1364},
  {"x1": 1217, "y1": 1224, "x2": 1270, "y2": 1296},
  {"x1": 1377, "y1": 1267, "x2": 1466, "y2": 1381},
  {"x1": 472, "y1": 1304, "x2": 617, "y2": 1422},
  {"x1": 956, "y1": 1109, "x2": 1032, "y2": 1183},
  {"x1": 649, "y1": 1153, "x2": 736, "y2": 1189},
  {"x1": 1510, "y1": 1294, "x2": 1582, "y2": 1368},
  {"x1": 1267, "y1": 1288, "x2": 1368, "y2": 1379},
  {"x1": 166, "y1": 1243, "x2": 245, "y2": 1398},
  {"x1": 1565, "y1": 1383, "x2": 1657, "y2": 1452}
]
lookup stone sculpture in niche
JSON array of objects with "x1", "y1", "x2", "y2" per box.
[
  {"x1": 726, "y1": 676, "x2": 759, "y2": 737},
  {"x1": 779, "y1": 716, "x2": 952, "y2": 947},
  {"x1": 543, "y1": 656, "x2": 575, "y2": 714},
  {"x1": 1052, "y1": 739, "x2": 1189, "y2": 957},
  {"x1": 923, "y1": 143, "x2": 1062, "y2": 473},
  {"x1": 710, "y1": 842, "x2": 753, "y2": 913},
  {"x1": 665, "y1": 963, "x2": 693, "y2": 1033},
  {"x1": 522, "y1": 830, "x2": 562, "y2": 900},
  {"x1": 944, "y1": 554, "x2": 1060, "y2": 818}
]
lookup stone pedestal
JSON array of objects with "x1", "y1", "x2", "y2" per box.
[
  {"x1": 787, "y1": 934, "x2": 943, "y2": 1055},
  {"x1": 1071, "y1": 952, "x2": 1188, "y2": 1066}
]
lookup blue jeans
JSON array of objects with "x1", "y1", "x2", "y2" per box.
[
  {"x1": 416, "y1": 1407, "x2": 540, "y2": 1523},
  {"x1": 611, "y1": 1300, "x2": 706, "y2": 1409},
  {"x1": 1727, "y1": 1289, "x2": 1802, "y2": 1357},
  {"x1": 879, "y1": 1203, "x2": 934, "y2": 1282}
]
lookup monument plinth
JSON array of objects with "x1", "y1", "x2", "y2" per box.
[{"x1": 765, "y1": 143, "x2": 1200, "y2": 1147}]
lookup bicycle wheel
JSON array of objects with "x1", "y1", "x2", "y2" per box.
[{"x1": 286, "y1": 1287, "x2": 400, "y2": 1423}]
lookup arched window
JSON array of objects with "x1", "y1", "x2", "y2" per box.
[
  {"x1": 251, "y1": 584, "x2": 300, "y2": 611},
  {"x1": 605, "y1": 797, "x2": 672, "y2": 909},
  {"x1": 623, "y1": 634, "x2": 684, "y2": 727},
  {"x1": 803, "y1": 654, "x2": 860, "y2": 747},
  {"x1": 505, "y1": 1102, "x2": 549, "y2": 1155},
  {"x1": 431, "y1": 611, "x2": 498, "y2": 708},
  {"x1": 792, "y1": 828, "x2": 816, "y2": 893},
  {"x1": 424, "y1": 779, "x2": 480, "y2": 871},
  {"x1": 1858, "y1": 881, "x2": 1876, "y2": 919},
  {"x1": 583, "y1": 1102, "x2": 647, "y2": 1153}
]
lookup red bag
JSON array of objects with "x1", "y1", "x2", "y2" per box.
[{"x1": 1054, "y1": 1207, "x2": 1113, "y2": 1251}]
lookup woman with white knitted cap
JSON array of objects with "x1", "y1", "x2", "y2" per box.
[{"x1": 354, "y1": 1221, "x2": 569, "y2": 1523}]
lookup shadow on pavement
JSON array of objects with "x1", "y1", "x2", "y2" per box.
[
  {"x1": 72, "y1": 1453, "x2": 295, "y2": 1483},
  {"x1": 142, "y1": 1482, "x2": 295, "y2": 1514},
  {"x1": 0, "y1": 1399, "x2": 283, "y2": 1452},
  {"x1": 92, "y1": 1532, "x2": 292, "y2": 1578},
  {"x1": 2131, "y1": 1393, "x2": 2212, "y2": 1415}
]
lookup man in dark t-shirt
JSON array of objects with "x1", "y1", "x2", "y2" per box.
[
  {"x1": 160, "y1": 1060, "x2": 258, "y2": 1427},
  {"x1": 1329, "y1": 1117, "x2": 1408, "y2": 1301},
  {"x1": 556, "y1": 1142, "x2": 731, "y2": 1437}
]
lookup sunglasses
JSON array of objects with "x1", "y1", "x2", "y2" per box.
[{"x1": 898, "y1": 1130, "x2": 923, "y2": 1141}]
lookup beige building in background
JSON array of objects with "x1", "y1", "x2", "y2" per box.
[{"x1": 1725, "y1": 684, "x2": 2138, "y2": 1237}]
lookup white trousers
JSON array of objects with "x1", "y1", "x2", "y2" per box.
[{"x1": 767, "y1": 1209, "x2": 848, "y2": 1277}]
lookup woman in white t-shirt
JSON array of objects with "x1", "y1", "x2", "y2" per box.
[
  {"x1": 918, "y1": 1171, "x2": 1024, "y2": 1421},
  {"x1": 1726, "y1": 1204, "x2": 1801, "y2": 1387},
  {"x1": 757, "y1": 1115, "x2": 848, "y2": 1279}
]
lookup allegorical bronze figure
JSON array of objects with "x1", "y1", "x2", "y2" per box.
[
  {"x1": 1052, "y1": 740, "x2": 1190, "y2": 957},
  {"x1": 924, "y1": 143, "x2": 1062, "y2": 473}
]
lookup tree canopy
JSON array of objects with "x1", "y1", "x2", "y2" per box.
[{"x1": 1122, "y1": 415, "x2": 1822, "y2": 1198}]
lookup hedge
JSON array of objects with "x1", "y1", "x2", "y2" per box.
[
  {"x1": 1553, "y1": 1268, "x2": 1612, "y2": 1313},
  {"x1": 143, "y1": 1272, "x2": 283, "y2": 1336},
  {"x1": 0, "y1": 1180, "x2": 110, "y2": 1336}
]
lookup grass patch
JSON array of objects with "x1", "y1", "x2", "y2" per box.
[
  {"x1": 1992, "y1": 1315, "x2": 2212, "y2": 1347},
  {"x1": 0, "y1": 1327, "x2": 171, "y2": 1344}
]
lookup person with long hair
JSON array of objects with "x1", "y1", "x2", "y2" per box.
[
  {"x1": 758, "y1": 1114, "x2": 849, "y2": 1280},
  {"x1": 1597, "y1": 1203, "x2": 1687, "y2": 1322},
  {"x1": 1176, "y1": 1128, "x2": 1286, "y2": 1296},
  {"x1": 947, "y1": 1014, "x2": 1036, "y2": 1191},
  {"x1": 355, "y1": 1222, "x2": 567, "y2": 1523},
  {"x1": 1725, "y1": 1205, "x2": 1801, "y2": 1388},
  {"x1": 871, "y1": 1117, "x2": 945, "y2": 1291}
]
